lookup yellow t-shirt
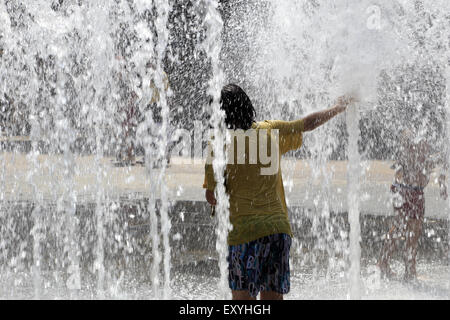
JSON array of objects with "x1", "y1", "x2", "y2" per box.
[{"x1": 203, "y1": 119, "x2": 304, "y2": 245}]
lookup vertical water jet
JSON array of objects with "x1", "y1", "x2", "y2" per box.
[
  {"x1": 203, "y1": 0, "x2": 230, "y2": 299},
  {"x1": 154, "y1": 0, "x2": 172, "y2": 299},
  {"x1": 346, "y1": 102, "x2": 361, "y2": 299}
]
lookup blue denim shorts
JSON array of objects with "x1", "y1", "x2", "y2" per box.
[{"x1": 227, "y1": 233, "x2": 291, "y2": 297}]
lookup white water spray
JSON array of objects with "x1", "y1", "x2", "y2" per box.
[
  {"x1": 84, "y1": 1, "x2": 116, "y2": 297},
  {"x1": 154, "y1": 0, "x2": 172, "y2": 299},
  {"x1": 203, "y1": 0, "x2": 231, "y2": 299},
  {"x1": 446, "y1": 67, "x2": 450, "y2": 298},
  {"x1": 346, "y1": 102, "x2": 361, "y2": 299}
]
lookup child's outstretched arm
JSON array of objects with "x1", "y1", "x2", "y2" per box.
[{"x1": 302, "y1": 96, "x2": 354, "y2": 132}]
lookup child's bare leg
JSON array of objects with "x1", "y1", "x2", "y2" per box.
[
  {"x1": 232, "y1": 290, "x2": 256, "y2": 300},
  {"x1": 378, "y1": 211, "x2": 403, "y2": 278},
  {"x1": 404, "y1": 217, "x2": 423, "y2": 280},
  {"x1": 127, "y1": 142, "x2": 135, "y2": 163},
  {"x1": 378, "y1": 228, "x2": 397, "y2": 277},
  {"x1": 260, "y1": 290, "x2": 283, "y2": 300}
]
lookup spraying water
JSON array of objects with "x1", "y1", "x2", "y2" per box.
[
  {"x1": 0, "y1": 0, "x2": 449, "y2": 300},
  {"x1": 153, "y1": 0, "x2": 172, "y2": 299},
  {"x1": 346, "y1": 102, "x2": 361, "y2": 299},
  {"x1": 202, "y1": 0, "x2": 231, "y2": 300}
]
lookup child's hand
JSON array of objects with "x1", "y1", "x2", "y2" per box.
[
  {"x1": 336, "y1": 95, "x2": 357, "y2": 110},
  {"x1": 439, "y1": 174, "x2": 447, "y2": 200},
  {"x1": 205, "y1": 189, "x2": 217, "y2": 205},
  {"x1": 440, "y1": 186, "x2": 448, "y2": 200}
]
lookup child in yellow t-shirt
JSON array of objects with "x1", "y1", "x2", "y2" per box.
[{"x1": 204, "y1": 83, "x2": 353, "y2": 300}]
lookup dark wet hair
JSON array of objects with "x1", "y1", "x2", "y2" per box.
[{"x1": 219, "y1": 84, "x2": 256, "y2": 130}]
